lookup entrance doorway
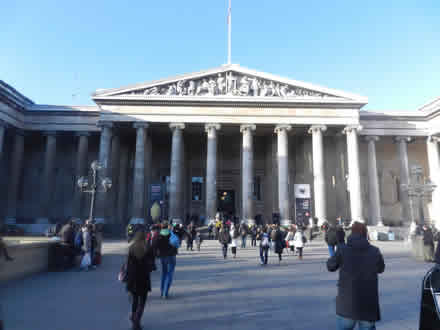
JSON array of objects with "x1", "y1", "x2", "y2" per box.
[{"x1": 218, "y1": 190, "x2": 235, "y2": 216}]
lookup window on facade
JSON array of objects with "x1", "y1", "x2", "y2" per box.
[
  {"x1": 253, "y1": 176, "x2": 261, "y2": 201},
  {"x1": 192, "y1": 177, "x2": 203, "y2": 201}
]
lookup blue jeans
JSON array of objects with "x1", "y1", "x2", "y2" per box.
[
  {"x1": 337, "y1": 315, "x2": 376, "y2": 330},
  {"x1": 160, "y1": 256, "x2": 176, "y2": 297},
  {"x1": 259, "y1": 246, "x2": 269, "y2": 264},
  {"x1": 328, "y1": 245, "x2": 336, "y2": 257},
  {"x1": 241, "y1": 236, "x2": 247, "y2": 248}
]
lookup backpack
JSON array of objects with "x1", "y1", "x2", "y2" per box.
[
  {"x1": 74, "y1": 231, "x2": 83, "y2": 249},
  {"x1": 270, "y1": 229, "x2": 278, "y2": 241},
  {"x1": 169, "y1": 231, "x2": 181, "y2": 248},
  {"x1": 261, "y1": 234, "x2": 270, "y2": 247}
]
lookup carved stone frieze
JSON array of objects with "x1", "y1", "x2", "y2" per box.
[{"x1": 125, "y1": 71, "x2": 338, "y2": 99}]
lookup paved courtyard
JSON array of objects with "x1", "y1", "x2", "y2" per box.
[{"x1": 1, "y1": 239, "x2": 431, "y2": 330}]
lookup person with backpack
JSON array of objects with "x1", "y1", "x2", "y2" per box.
[
  {"x1": 195, "y1": 231, "x2": 203, "y2": 251},
  {"x1": 239, "y1": 222, "x2": 248, "y2": 248},
  {"x1": 250, "y1": 225, "x2": 257, "y2": 247},
  {"x1": 257, "y1": 227, "x2": 270, "y2": 265},
  {"x1": 156, "y1": 222, "x2": 179, "y2": 299},
  {"x1": 230, "y1": 224, "x2": 239, "y2": 258},
  {"x1": 126, "y1": 230, "x2": 156, "y2": 330},
  {"x1": 272, "y1": 224, "x2": 285, "y2": 264},
  {"x1": 293, "y1": 228, "x2": 306, "y2": 260},
  {"x1": 218, "y1": 224, "x2": 231, "y2": 259},
  {"x1": 325, "y1": 223, "x2": 338, "y2": 257}
]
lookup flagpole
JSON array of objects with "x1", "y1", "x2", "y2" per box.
[{"x1": 228, "y1": 0, "x2": 231, "y2": 64}]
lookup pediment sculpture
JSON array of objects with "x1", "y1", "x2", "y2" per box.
[{"x1": 133, "y1": 72, "x2": 336, "y2": 98}]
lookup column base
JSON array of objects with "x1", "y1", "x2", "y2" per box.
[{"x1": 280, "y1": 219, "x2": 292, "y2": 227}]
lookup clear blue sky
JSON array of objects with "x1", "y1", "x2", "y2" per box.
[{"x1": 1, "y1": 0, "x2": 438, "y2": 111}]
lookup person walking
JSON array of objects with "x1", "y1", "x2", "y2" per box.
[
  {"x1": 156, "y1": 222, "x2": 178, "y2": 299},
  {"x1": 327, "y1": 222, "x2": 385, "y2": 330},
  {"x1": 336, "y1": 224, "x2": 346, "y2": 251},
  {"x1": 272, "y1": 224, "x2": 285, "y2": 264},
  {"x1": 423, "y1": 225, "x2": 435, "y2": 262},
  {"x1": 250, "y1": 225, "x2": 257, "y2": 247},
  {"x1": 325, "y1": 223, "x2": 338, "y2": 257},
  {"x1": 80, "y1": 224, "x2": 93, "y2": 271},
  {"x1": 239, "y1": 222, "x2": 248, "y2": 248},
  {"x1": 293, "y1": 228, "x2": 305, "y2": 260},
  {"x1": 186, "y1": 222, "x2": 197, "y2": 251},
  {"x1": 195, "y1": 231, "x2": 203, "y2": 251},
  {"x1": 257, "y1": 227, "x2": 270, "y2": 265},
  {"x1": 285, "y1": 227, "x2": 295, "y2": 254},
  {"x1": 230, "y1": 224, "x2": 239, "y2": 258},
  {"x1": 218, "y1": 224, "x2": 231, "y2": 259},
  {"x1": 126, "y1": 230, "x2": 155, "y2": 330}
]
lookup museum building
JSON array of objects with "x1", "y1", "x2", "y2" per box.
[{"x1": 1, "y1": 64, "x2": 439, "y2": 231}]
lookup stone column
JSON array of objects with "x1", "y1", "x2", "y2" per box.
[
  {"x1": 109, "y1": 135, "x2": 121, "y2": 224},
  {"x1": 73, "y1": 132, "x2": 90, "y2": 220},
  {"x1": 0, "y1": 120, "x2": 7, "y2": 158},
  {"x1": 94, "y1": 122, "x2": 113, "y2": 222},
  {"x1": 6, "y1": 130, "x2": 25, "y2": 221},
  {"x1": 309, "y1": 125, "x2": 327, "y2": 226},
  {"x1": 131, "y1": 123, "x2": 149, "y2": 223},
  {"x1": 275, "y1": 124, "x2": 292, "y2": 226},
  {"x1": 365, "y1": 136, "x2": 383, "y2": 226},
  {"x1": 38, "y1": 131, "x2": 57, "y2": 222},
  {"x1": 395, "y1": 136, "x2": 413, "y2": 224},
  {"x1": 343, "y1": 125, "x2": 364, "y2": 223},
  {"x1": 240, "y1": 124, "x2": 256, "y2": 225},
  {"x1": 427, "y1": 136, "x2": 440, "y2": 228},
  {"x1": 169, "y1": 123, "x2": 185, "y2": 222},
  {"x1": 205, "y1": 123, "x2": 221, "y2": 223},
  {"x1": 117, "y1": 145, "x2": 129, "y2": 225}
]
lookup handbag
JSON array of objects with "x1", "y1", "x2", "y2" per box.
[{"x1": 118, "y1": 262, "x2": 127, "y2": 282}]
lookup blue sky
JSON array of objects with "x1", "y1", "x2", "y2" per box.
[{"x1": 1, "y1": 0, "x2": 438, "y2": 111}]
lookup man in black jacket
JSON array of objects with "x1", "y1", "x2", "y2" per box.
[
  {"x1": 422, "y1": 225, "x2": 435, "y2": 262},
  {"x1": 327, "y1": 222, "x2": 385, "y2": 330},
  {"x1": 325, "y1": 223, "x2": 338, "y2": 257}
]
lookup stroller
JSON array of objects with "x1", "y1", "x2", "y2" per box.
[{"x1": 419, "y1": 265, "x2": 440, "y2": 329}]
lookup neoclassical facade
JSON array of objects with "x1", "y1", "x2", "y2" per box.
[{"x1": 1, "y1": 64, "x2": 439, "y2": 231}]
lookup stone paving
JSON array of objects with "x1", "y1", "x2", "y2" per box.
[{"x1": 1, "y1": 239, "x2": 432, "y2": 330}]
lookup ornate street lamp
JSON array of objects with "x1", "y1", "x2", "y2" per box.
[
  {"x1": 401, "y1": 165, "x2": 436, "y2": 228},
  {"x1": 77, "y1": 161, "x2": 112, "y2": 221}
]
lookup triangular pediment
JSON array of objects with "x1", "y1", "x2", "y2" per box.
[{"x1": 93, "y1": 64, "x2": 367, "y2": 103}]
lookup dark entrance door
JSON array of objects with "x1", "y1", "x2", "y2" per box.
[{"x1": 218, "y1": 190, "x2": 235, "y2": 216}]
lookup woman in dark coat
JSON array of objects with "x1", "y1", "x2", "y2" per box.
[{"x1": 126, "y1": 231, "x2": 155, "y2": 330}]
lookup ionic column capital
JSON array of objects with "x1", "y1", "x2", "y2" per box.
[
  {"x1": 169, "y1": 123, "x2": 185, "y2": 131},
  {"x1": 240, "y1": 124, "x2": 256, "y2": 133},
  {"x1": 364, "y1": 135, "x2": 380, "y2": 143},
  {"x1": 393, "y1": 135, "x2": 413, "y2": 143},
  {"x1": 342, "y1": 125, "x2": 363, "y2": 134},
  {"x1": 428, "y1": 135, "x2": 440, "y2": 143},
  {"x1": 204, "y1": 123, "x2": 221, "y2": 133},
  {"x1": 308, "y1": 125, "x2": 327, "y2": 135},
  {"x1": 274, "y1": 124, "x2": 292, "y2": 134},
  {"x1": 75, "y1": 131, "x2": 91, "y2": 137},
  {"x1": 97, "y1": 121, "x2": 114, "y2": 129},
  {"x1": 133, "y1": 122, "x2": 150, "y2": 129},
  {"x1": 42, "y1": 131, "x2": 57, "y2": 137}
]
